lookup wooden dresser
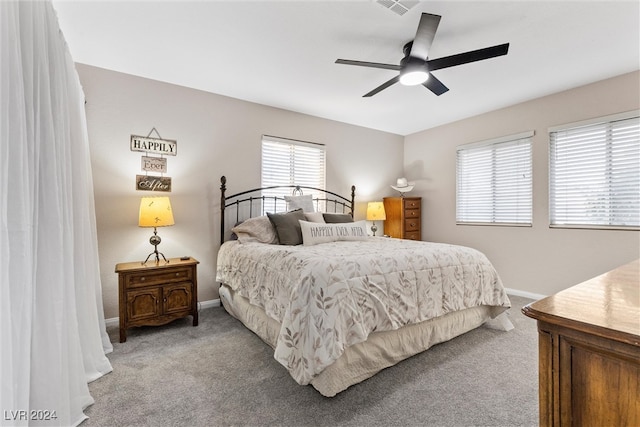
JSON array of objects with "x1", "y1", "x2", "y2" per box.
[
  {"x1": 116, "y1": 257, "x2": 199, "y2": 343},
  {"x1": 383, "y1": 197, "x2": 421, "y2": 240},
  {"x1": 522, "y1": 259, "x2": 639, "y2": 426}
]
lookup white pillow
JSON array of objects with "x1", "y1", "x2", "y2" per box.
[
  {"x1": 304, "y1": 212, "x2": 325, "y2": 223},
  {"x1": 299, "y1": 220, "x2": 368, "y2": 246},
  {"x1": 231, "y1": 216, "x2": 278, "y2": 244},
  {"x1": 334, "y1": 220, "x2": 368, "y2": 241},
  {"x1": 285, "y1": 195, "x2": 315, "y2": 212},
  {"x1": 299, "y1": 220, "x2": 336, "y2": 246}
]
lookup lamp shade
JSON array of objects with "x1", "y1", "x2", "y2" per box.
[
  {"x1": 139, "y1": 196, "x2": 175, "y2": 227},
  {"x1": 366, "y1": 201, "x2": 386, "y2": 221}
]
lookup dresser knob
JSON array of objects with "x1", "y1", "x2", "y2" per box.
[
  {"x1": 140, "y1": 277, "x2": 145, "y2": 281},
  {"x1": 176, "y1": 272, "x2": 180, "y2": 276}
]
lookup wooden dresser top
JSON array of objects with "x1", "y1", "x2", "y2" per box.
[{"x1": 523, "y1": 259, "x2": 640, "y2": 346}]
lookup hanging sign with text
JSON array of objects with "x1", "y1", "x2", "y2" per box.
[
  {"x1": 136, "y1": 175, "x2": 172, "y2": 192},
  {"x1": 130, "y1": 135, "x2": 177, "y2": 156},
  {"x1": 141, "y1": 156, "x2": 167, "y2": 173}
]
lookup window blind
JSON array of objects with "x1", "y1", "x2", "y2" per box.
[
  {"x1": 261, "y1": 135, "x2": 326, "y2": 212},
  {"x1": 549, "y1": 113, "x2": 640, "y2": 229},
  {"x1": 456, "y1": 131, "x2": 533, "y2": 225}
]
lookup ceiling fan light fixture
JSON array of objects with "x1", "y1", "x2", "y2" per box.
[{"x1": 399, "y1": 69, "x2": 429, "y2": 86}]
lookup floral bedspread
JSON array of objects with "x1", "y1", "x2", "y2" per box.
[{"x1": 216, "y1": 237, "x2": 510, "y2": 385}]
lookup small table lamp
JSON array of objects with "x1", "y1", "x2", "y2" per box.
[
  {"x1": 366, "y1": 201, "x2": 386, "y2": 236},
  {"x1": 139, "y1": 196, "x2": 175, "y2": 264}
]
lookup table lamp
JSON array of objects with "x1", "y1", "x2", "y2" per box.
[
  {"x1": 139, "y1": 196, "x2": 174, "y2": 264},
  {"x1": 366, "y1": 201, "x2": 386, "y2": 236}
]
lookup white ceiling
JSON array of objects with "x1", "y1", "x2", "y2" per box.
[{"x1": 52, "y1": 1, "x2": 640, "y2": 136}]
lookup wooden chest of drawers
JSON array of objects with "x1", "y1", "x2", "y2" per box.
[
  {"x1": 116, "y1": 257, "x2": 199, "y2": 342},
  {"x1": 522, "y1": 260, "x2": 640, "y2": 426},
  {"x1": 383, "y1": 197, "x2": 421, "y2": 240}
]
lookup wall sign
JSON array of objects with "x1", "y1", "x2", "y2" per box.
[
  {"x1": 130, "y1": 135, "x2": 177, "y2": 156},
  {"x1": 136, "y1": 175, "x2": 172, "y2": 192},
  {"x1": 141, "y1": 156, "x2": 167, "y2": 173},
  {"x1": 133, "y1": 128, "x2": 175, "y2": 192}
]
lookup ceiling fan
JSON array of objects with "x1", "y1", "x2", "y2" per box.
[{"x1": 335, "y1": 12, "x2": 510, "y2": 97}]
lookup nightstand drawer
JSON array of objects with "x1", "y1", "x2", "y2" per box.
[
  {"x1": 126, "y1": 267, "x2": 193, "y2": 288},
  {"x1": 405, "y1": 218, "x2": 420, "y2": 231},
  {"x1": 404, "y1": 208, "x2": 420, "y2": 218}
]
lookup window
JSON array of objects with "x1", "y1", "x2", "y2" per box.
[
  {"x1": 549, "y1": 112, "x2": 640, "y2": 229},
  {"x1": 456, "y1": 131, "x2": 533, "y2": 226},
  {"x1": 261, "y1": 135, "x2": 326, "y2": 212}
]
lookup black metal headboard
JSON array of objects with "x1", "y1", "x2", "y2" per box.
[{"x1": 219, "y1": 175, "x2": 356, "y2": 244}]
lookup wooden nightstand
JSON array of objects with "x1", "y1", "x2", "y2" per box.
[{"x1": 115, "y1": 257, "x2": 199, "y2": 343}]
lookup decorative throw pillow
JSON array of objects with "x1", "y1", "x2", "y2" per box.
[
  {"x1": 323, "y1": 213, "x2": 354, "y2": 223},
  {"x1": 304, "y1": 212, "x2": 325, "y2": 223},
  {"x1": 267, "y1": 209, "x2": 306, "y2": 245},
  {"x1": 231, "y1": 216, "x2": 278, "y2": 244},
  {"x1": 334, "y1": 220, "x2": 368, "y2": 241},
  {"x1": 299, "y1": 220, "x2": 338, "y2": 246},
  {"x1": 285, "y1": 195, "x2": 315, "y2": 212},
  {"x1": 299, "y1": 220, "x2": 368, "y2": 246}
]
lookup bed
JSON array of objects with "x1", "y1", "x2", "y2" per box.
[{"x1": 216, "y1": 176, "x2": 512, "y2": 396}]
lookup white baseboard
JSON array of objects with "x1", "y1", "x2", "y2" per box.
[
  {"x1": 104, "y1": 298, "x2": 221, "y2": 328},
  {"x1": 506, "y1": 288, "x2": 546, "y2": 301},
  {"x1": 199, "y1": 298, "x2": 221, "y2": 309}
]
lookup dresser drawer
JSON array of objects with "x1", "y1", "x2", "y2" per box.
[
  {"x1": 404, "y1": 208, "x2": 420, "y2": 219},
  {"x1": 405, "y1": 218, "x2": 420, "y2": 233},
  {"x1": 405, "y1": 231, "x2": 421, "y2": 241},
  {"x1": 126, "y1": 267, "x2": 193, "y2": 288},
  {"x1": 404, "y1": 199, "x2": 420, "y2": 209}
]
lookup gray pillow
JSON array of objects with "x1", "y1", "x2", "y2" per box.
[
  {"x1": 323, "y1": 213, "x2": 354, "y2": 223},
  {"x1": 267, "y1": 209, "x2": 306, "y2": 245}
]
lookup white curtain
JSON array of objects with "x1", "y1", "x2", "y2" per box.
[{"x1": 1, "y1": 1, "x2": 113, "y2": 426}]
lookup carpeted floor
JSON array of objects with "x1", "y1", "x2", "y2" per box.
[{"x1": 82, "y1": 295, "x2": 539, "y2": 427}]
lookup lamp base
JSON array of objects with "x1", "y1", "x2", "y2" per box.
[
  {"x1": 370, "y1": 221, "x2": 378, "y2": 237},
  {"x1": 142, "y1": 227, "x2": 169, "y2": 265},
  {"x1": 142, "y1": 248, "x2": 169, "y2": 265}
]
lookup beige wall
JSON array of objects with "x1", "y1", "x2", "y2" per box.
[
  {"x1": 404, "y1": 71, "x2": 640, "y2": 297},
  {"x1": 77, "y1": 64, "x2": 404, "y2": 319},
  {"x1": 80, "y1": 63, "x2": 639, "y2": 318}
]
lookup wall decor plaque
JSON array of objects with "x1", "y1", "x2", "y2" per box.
[
  {"x1": 136, "y1": 175, "x2": 172, "y2": 192},
  {"x1": 130, "y1": 135, "x2": 177, "y2": 156},
  {"x1": 141, "y1": 156, "x2": 167, "y2": 173}
]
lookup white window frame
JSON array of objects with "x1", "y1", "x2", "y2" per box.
[
  {"x1": 549, "y1": 110, "x2": 640, "y2": 230},
  {"x1": 261, "y1": 135, "x2": 326, "y2": 213},
  {"x1": 456, "y1": 131, "x2": 534, "y2": 226}
]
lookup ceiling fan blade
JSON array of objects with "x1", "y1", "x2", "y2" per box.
[
  {"x1": 409, "y1": 13, "x2": 441, "y2": 59},
  {"x1": 423, "y1": 74, "x2": 449, "y2": 96},
  {"x1": 363, "y1": 75, "x2": 400, "y2": 97},
  {"x1": 335, "y1": 59, "x2": 401, "y2": 71},
  {"x1": 427, "y1": 43, "x2": 510, "y2": 72}
]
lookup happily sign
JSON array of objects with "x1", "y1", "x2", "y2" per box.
[{"x1": 130, "y1": 135, "x2": 177, "y2": 156}]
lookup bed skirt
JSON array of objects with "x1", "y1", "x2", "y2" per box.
[{"x1": 219, "y1": 283, "x2": 507, "y2": 397}]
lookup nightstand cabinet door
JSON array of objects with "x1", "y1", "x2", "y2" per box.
[
  {"x1": 383, "y1": 197, "x2": 422, "y2": 240},
  {"x1": 127, "y1": 288, "x2": 161, "y2": 321},
  {"x1": 163, "y1": 282, "x2": 193, "y2": 315},
  {"x1": 116, "y1": 258, "x2": 199, "y2": 343}
]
